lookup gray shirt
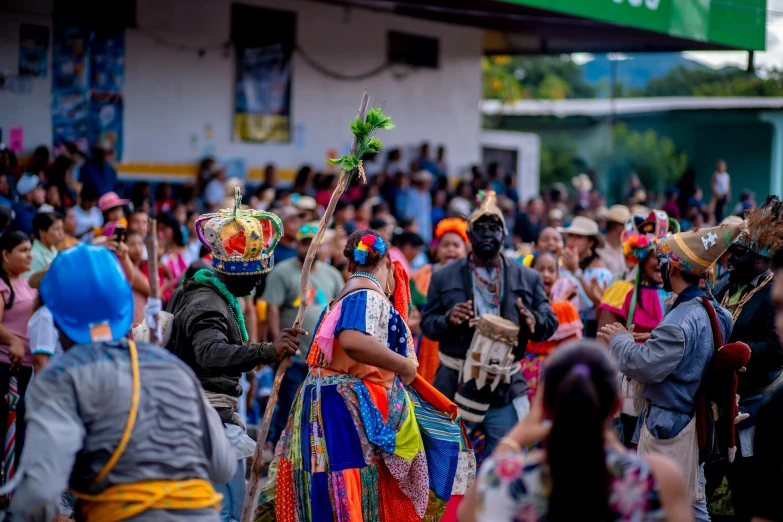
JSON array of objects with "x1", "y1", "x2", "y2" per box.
[{"x1": 7, "y1": 341, "x2": 236, "y2": 522}]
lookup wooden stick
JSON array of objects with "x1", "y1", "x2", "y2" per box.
[
  {"x1": 240, "y1": 89, "x2": 370, "y2": 522},
  {"x1": 145, "y1": 219, "x2": 160, "y2": 345}
]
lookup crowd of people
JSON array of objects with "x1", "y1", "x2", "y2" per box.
[{"x1": 0, "y1": 137, "x2": 781, "y2": 522}]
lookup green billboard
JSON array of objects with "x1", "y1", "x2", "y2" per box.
[{"x1": 496, "y1": 0, "x2": 767, "y2": 50}]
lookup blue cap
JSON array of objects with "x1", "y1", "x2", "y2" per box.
[{"x1": 40, "y1": 244, "x2": 133, "y2": 345}]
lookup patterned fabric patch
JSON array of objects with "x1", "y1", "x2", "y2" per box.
[{"x1": 424, "y1": 489, "x2": 449, "y2": 522}]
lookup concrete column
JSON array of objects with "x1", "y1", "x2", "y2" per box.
[{"x1": 760, "y1": 112, "x2": 783, "y2": 197}]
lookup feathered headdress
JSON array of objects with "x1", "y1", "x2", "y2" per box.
[
  {"x1": 469, "y1": 191, "x2": 506, "y2": 228},
  {"x1": 736, "y1": 195, "x2": 783, "y2": 258}
]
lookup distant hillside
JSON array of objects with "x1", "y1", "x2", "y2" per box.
[{"x1": 583, "y1": 54, "x2": 727, "y2": 97}]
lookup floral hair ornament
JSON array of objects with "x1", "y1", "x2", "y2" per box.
[
  {"x1": 195, "y1": 186, "x2": 283, "y2": 275},
  {"x1": 354, "y1": 233, "x2": 387, "y2": 265}
]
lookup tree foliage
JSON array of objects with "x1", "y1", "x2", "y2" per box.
[
  {"x1": 539, "y1": 139, "x2": 582, "y2": 189},
  {"x1": 599, "y1": 123, "x2": 688, "y2": 197},
  {"x1": 627, "y1": 66, "x2": 783, "y2": 97},
  {"x1": 483, "y1": 56, "x2": 596, "y2": 101}
]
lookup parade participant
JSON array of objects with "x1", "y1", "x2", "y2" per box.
[
  {"x1": 751, "y1": 247, "x2": 783, "y2": 522},
  {"x1": 460, "y1": 342, "x2": 692, "y2": 522},
  {"x1": 598, "y1": 210, "x2": 678, "y2": 447},
  {"x1": 599, "y1": 220, "x2": 745, "y2": 521},
  {"x1": 520, "y1": 250, "x2": 583, "y2": 399},
  {"x1": 166, "y1": 191, "x2": 305, "y2": 522},
  {"x1": 422, "y1": 191, "x2": 557, "y2": 453},
  {"x1": 714, "y1": 196, "x2": 783, "y2": 522},
  {"x1": 596, "y1": 204, "x2": 632, "y2": 278},
  {"x1": 256, "y1": 229, "x2": 474, "y2": 522},
  {"x1": 5, "y1": 244, "x2": 236, "y2": 521},
  {"x1": 410, "y1": 217, "x2": 470, "y2": 382}
]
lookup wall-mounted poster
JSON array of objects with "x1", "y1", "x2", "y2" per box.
[
  {"x1": 231, "y1": 5, "x2": 295, "y2": 143},
  {"x1": 19, "y1": 24, "x2": 49, "y2": 77},
  {"x1": 52, "y1": 22, "x2": 125, "y2": 159},
  {"x1": 52, "y1": 23, "x2": 89, "y2": 91}
]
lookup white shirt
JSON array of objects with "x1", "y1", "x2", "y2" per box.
[
  {"x1": 714, "y1": 172, "x2": 730, "y2": 196},
  {"x1": 29, "y1": 307, "x2": 62, "y2": 372},
  {"x1": 204, "y1": 179, "x2": 224, "y2": 206},
  {"x1": 73, "y1": 205, "x2": 103, "y2": 237}
]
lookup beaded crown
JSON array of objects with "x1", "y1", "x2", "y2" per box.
[{"x1": 195, "y1": 186, "x2": 283, "y2": 275}]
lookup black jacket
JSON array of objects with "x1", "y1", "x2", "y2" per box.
[
  {"x1": 717, "y1": 276, "x2": 783, "y2": 396},
  {"x1": 421, "y1": 255, "x2": 558, "y2": 406},
  {"x1": 167, "y1": 280, "x2": 277, "y2": 401}
]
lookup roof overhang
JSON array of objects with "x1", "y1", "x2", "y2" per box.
[
  {"x1": 481, "y1": 97, "x2": 783, "y2": 118},
  {"x1": 311, "y1": 0, "x2": 767, "y2": 54}
]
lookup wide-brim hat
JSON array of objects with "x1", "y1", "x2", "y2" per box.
[
  {"x1": 604, "y1": 204, "x2": 631, "y2": 225},
  {"x1": 411, "y1": 170, "x2": 433, "y2": 184},
  {"x1": 292, "y1": 194, "x2": 317, "y2": 211},
  {"x1": 98, "y1": 192, "x2": 130, "y2": 213},
  {"x1": 278, "y1": 206, "x2": 306, "y2": 221},
  {"x1": 559, "y1": 216, "x2": 604, "y2": 248},
  {"x1": 571, "y1": 173, "x2": 593, "y2": 192},
  {"x1": 656, "y1": 221, "x2": 745, "y2": 276}
]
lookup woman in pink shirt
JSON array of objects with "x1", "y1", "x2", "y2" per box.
[{"x1": 0, "y1": 231, "x2": 36, "y2": 477}]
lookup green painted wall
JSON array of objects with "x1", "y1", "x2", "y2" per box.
[{"x1": 487, "y1": 109, "x2": 774, "y2": 204}]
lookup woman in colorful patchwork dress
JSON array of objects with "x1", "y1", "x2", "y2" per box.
[
  {"x1": 410, "y1": 218, "x2": 470, "y2": 383},
  {"x1": 459, "y1": 342, "x2": 693, "y2": 522},
  {"x1": 256, "y1": 230, "x2": 474, "y2": 522},
  {"x1": 597, "y1": 210, "x2": 678, "y2": 447},
  {"x1": 520, "y1": 251, "x2": 583, "y2": 400}
]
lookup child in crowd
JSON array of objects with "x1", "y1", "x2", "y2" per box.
[{"x1": 520, "y1": 250, "x2": 583, "y2": 399}]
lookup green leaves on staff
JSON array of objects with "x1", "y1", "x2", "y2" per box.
[{"x1": 327, "y1": 107, "x2": 394, "y2": 174}]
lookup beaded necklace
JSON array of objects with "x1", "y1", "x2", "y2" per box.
[
  {"x1": 193, "y1": 269, "x2": 249, "y2": 343},
  {"x1": 469, "y1": 254, "x2": 504, "y2": 311},
  {"x1": 351, "y1": 271, "x2": 383, "y2": 292}
]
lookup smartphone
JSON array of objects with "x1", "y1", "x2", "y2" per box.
[{"x1": 114, "y1": 225, "x2": 127, "y2": 244}]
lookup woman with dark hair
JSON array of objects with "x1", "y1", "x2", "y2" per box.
[
  {"x1": 157, "y1": 211, "x2": 192, "y2": 286},
  {"x1": 257, "y1": 229, "x2": 474, "y2": 521},
  {"x1": 292, "y1": 165, "x2": 312, "y2": 195},
  {"x1": 47, "y1": 155, "x2": 77, "y2": 209},
  {"x1": 0, "y1": 231, "x2": 35, "y2": 488},
  {"x1": 460, "y1": 342, "x2": 692, "y2": 522}
]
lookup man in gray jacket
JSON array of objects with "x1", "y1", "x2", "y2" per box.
[
  {"x1": 422, "y1": 191, "x2": 557, "y2": 453},
  {"x1": 600, "y1": 221, "x2": 744, "y2": 522},
  {"x1": 6, "y1": 244, "x2": 236, "y2": 521}
]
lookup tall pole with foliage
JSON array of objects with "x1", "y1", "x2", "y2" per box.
[{"x1": 240, "y1": 89, "x2": 394, "y2": 522}]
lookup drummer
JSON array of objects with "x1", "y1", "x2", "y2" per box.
[{"x1": 421, "y1": 191, "x2": 558, "y2": 452}]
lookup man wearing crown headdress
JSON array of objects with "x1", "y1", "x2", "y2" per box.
[
  {"x1": 166, "y1": 189, "x2": 305, "y2": 521},
  {"x1": 422, "y1": 191, "x2": 558, "y2": 453},
  {"x1": 711, "y1": 196, "x2": 783, "y2": 522},
  {"x1": 600, "y1": 220, "x2": 746, "y2": 522}
]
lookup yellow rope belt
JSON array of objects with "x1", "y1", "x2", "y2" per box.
[
  {"x1": 70, "y1": 340, "x2": 223, "y2": 521},
  {"x1": 73, "y1": 479, "x2": 223, "y2": 522}
]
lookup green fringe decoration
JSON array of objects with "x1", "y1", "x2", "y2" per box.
[{"x1": 193, "y1": 268, "x2": 249, "y2": 343}]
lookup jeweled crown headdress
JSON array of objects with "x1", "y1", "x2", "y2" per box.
[{"x1": 196, "y1": 186, "x2": 283, "y2": 275}]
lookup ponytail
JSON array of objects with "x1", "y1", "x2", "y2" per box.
[{"x1": 543, "y1": 343, "x2": 618, "y2": 522}]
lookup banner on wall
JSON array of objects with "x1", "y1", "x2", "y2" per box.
[
  {"x1": 19, "y1": 24, "x2": 49, "y2": 77},
  {"x1": 233, "y1": 43, "x2": 292, "y2": 143},
  {"x1": 52, "y1": 23, "x2": 124, "y2": 159}
]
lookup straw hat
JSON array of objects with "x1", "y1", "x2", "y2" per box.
[
  {"x1": 571, "y1": 173, "x2": 593, "y2": 192},
  {"x1": 657, "y1": 221, "x2": 745, "y2": 276},
  {"x1": 558, "y1": 216, "x2": 605, "y2": 248},
  {"x1": 604, "y1": 204, "x2": 631, "y2": 225},
  {"x1": 548, "y1": 208, "x2": 565, "y2": 222},
  {"x1": 720, "y1": 215, "x2": 744, "y2": 227},
  {"x1": 411, "y1": 170, "x2": 433, "y2": 184},
  {"x1": 631, "y1": 204, "x2": 650, "y2": 217}
]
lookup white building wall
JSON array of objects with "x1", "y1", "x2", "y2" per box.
[{"x1": 0, "y1": 0, "x2": 483, "y2": 177}]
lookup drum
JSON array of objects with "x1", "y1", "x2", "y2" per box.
[{"x1": 454, "y1": 314, "x2": 520, "y2": 423}]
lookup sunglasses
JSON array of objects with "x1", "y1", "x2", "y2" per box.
[{"x1": 299, "y1": 224, "x2": 318, "y2": 235}]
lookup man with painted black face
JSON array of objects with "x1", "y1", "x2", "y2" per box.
[
  {"x1": 422, "y1": 191, "x2": 557, "y2": 453},
  {"x1": 713, "y1": 197, "x2": 783, "y2": 522},
  {"x1": 600, "y1": 221, "x2": 745, "y2": 522}
]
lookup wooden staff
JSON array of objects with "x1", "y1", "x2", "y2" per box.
[
  {"x1": 144, "y1": 219, "x2": 160, "y2": 345},
  {"x1": 240, "y1": 89, "x2": 371, "y2": 522}
]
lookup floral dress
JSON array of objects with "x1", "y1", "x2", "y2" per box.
[
  {"x1": 475, "y1": 448, "x2": 665, "y2": 522},
  {"x1": 256, "y1": 289, "x2": 475, "y2": 522}
]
